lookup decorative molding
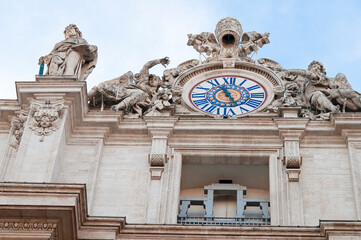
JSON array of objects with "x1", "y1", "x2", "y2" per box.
[
  {"x1": 145, "y1": 118, "x2": 178, "y2": 180},
  {"x1": 278, "y1": 129, "x2": 305, "y2": 182},
  {"x1": 0, "y1": 183, "x2": 125, "y2": 239},
  {"x1": 150, "y1": 167, "x2": 164, "y2": 180},
  {"x1": 0, "y1": 220, "x2": 58, "y2": 234},
  {"x1": 174, "y1": 61, "x2": 283, "y2": 88},
  {"x1": 29, "y1": 99, "x2": 64, "y2": 142},
  {"x1": 284, "y1": 156, "x2": 302, "y2": 168},
  {"x1": 9, "y1": 110, "x2": 28, "y2": 149},
  {"x1": 36, "y1": 75, "x2": 77, "y2": 82},
  {"x1": 222, "y1": 58, "x2": 236, "y2": 68},
  {"x1": 121, "y1": 220, "x2": 361, "y2": 239},
  {"x1": 278, "y1": 107, "x2": 302, "y2": 118},
  {"x1": 282, "y1": 137, "x2": 302, "y2": 170},
  {"x1": 148, "y1": 154, "x2": 167, "y2": 167},
  {"x1": 286, "y1": 169, "x2": 301, "y2": 182}
]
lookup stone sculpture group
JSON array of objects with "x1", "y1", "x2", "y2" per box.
[{"x1": 38, "y1": 19, "x2": 361, "y2": 120}]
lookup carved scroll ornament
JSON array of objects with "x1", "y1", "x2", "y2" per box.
[{"x1": 9, "y1": 110, "x2": 28, "y2": 149}]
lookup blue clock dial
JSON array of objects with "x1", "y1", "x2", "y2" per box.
[{"x1": 189, "y1": 76, "x2": 267, "y2": 117}]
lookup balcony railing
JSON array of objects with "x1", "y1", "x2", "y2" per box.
[
  {"x1": 178, "y1": 216, "x2": 270, "y2": 226},
  {"x1": 178, "y1": 184, "x2": 270, "y2": 226}
]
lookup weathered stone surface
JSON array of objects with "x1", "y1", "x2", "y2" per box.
[
  {"x1": 1, "y1": 17, "x2": 361, "y2": 239},
  {"x1": 39, "y1": 24, "x2": 98, "y2": 81}
]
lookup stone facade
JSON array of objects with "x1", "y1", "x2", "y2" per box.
[{"x1": 0, "y1": 18, "x2": 361, "y2": 239}]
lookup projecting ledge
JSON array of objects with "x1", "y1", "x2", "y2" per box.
[
  {"x1": 121, "y1": 220, "x2": 361, "y2": 239},
  {"x1": 36, "y1": 75, "x2": 78, "y2": 82},
  {"x1": 0, "y1": 182, "x2": 125, "y2": 240}
]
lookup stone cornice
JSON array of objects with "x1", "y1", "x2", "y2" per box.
[
  {"x1": 121, "y1": 220, "x2": 361, "y2": 239},
  {"x1": 174, "y1": 61, "x2": 284, "y2": 88},
  {"x1": 0, "y1": 180, "x2": 360, "y2": 239},
  {"x1": 1, "y1": 79, "x2": 361, "y2": 145},
  {"x1": 0, "y1": 182, "x2": 125, "y2": 239}
]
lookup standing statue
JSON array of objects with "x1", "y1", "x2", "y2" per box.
[
  {"x1": 88, "y1": 57, "x2": 169, "y2": 117},
  {"x1": 39, "y1": 24, "x2": 98, "y2": 81}
]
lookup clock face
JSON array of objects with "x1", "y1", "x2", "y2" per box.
[{"x1": 189, "y1": 76, "x2": 267, "y2": 117}]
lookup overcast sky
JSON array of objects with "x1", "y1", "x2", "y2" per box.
[{"x1": 1, "y1": 0, "x2": 361, "y2": 99}]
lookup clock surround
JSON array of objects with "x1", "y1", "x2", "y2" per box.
[
  {"x1": 176, "y1": 61, "x2": 284, "y2": 117},
  {"x1": 189, "y1": 75, "x2": 268, "y2": 117}
]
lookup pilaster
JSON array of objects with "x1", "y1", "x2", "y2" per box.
[
  {"x1": 4, "y1": 77, "x2": 88, "y2": 182},
  {"x1": 276, "y1": 115, "x2": 307, "y2": 226},
  {"x1": 143, "y1": 117, "x2": 178, "y2": 223},
  {"x1": 144, "y1": 117, "x2": 178, "y2": 180},
  {"x1": 342, "y1": 129, "x2": 361, "y2": 220},
  {"x1": 279, "y1": 129, "x2": 305, "y2": 226},
  {"x1": 9, "y1": 97, "x2": 67, "y2": 182}
]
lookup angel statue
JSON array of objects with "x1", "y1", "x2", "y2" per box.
[{"x1": 88, "y1": 57, "x2": 170, "y2": 117}]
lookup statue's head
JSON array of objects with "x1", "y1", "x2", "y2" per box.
[
  {"x1": 286, "y1": 82, "x2": 300, "y2": 96},
  {"x1": 134, "y1": 73, "x2": 140, "y2": 80},
  {"x1": 149, "y1": 74, "x2": 161, "y2": 87},
  {"x1": 335, "y1": 73, "x2": 351, "y2": 88},
  {"x1": 64, "y1": 24, "x2": 82, "y2": 39},
  {"x1": 162, "y1": 69, "x2": 172, "y2": 82},
  {"x1": 308, "y1": 61, "x2": 326, "y2": 75}
]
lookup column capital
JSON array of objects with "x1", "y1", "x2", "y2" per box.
[{"x1": 144, "y1": 117, "x2": 178, "y2": 138}]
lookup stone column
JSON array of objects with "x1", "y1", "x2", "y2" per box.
[
  {"x1": 343, "y1": 130, "x2": 361, "y2": 220},
  {"x1": 269, "y1": 153, "x2": 284, "y2": 225},
  {"x1": 163, "y1": 150, "x2": 182, "y2": 224},
  {"x1": 144, "y1": 117, "x2": 178, "y2": 223}
]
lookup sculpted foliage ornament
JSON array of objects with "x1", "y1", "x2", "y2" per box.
[
  {"x1": 29, "y1": 100, "x2": 64, "y2": 142},
  {"x1": 9, "y1": 110, "x2": 28, "y2": 149}
]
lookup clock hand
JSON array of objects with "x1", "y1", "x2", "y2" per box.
[{"x1": 221, "y1": 86, "x2": 235, "y2": 103}]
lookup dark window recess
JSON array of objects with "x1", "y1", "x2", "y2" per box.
[{"x1": 219, "y1": 179, "x2": 233, "y2": 184}]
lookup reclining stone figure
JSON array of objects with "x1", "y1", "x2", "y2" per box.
[{"x1": 88, "y1": 57, "x2": 169, "y2": 117}]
